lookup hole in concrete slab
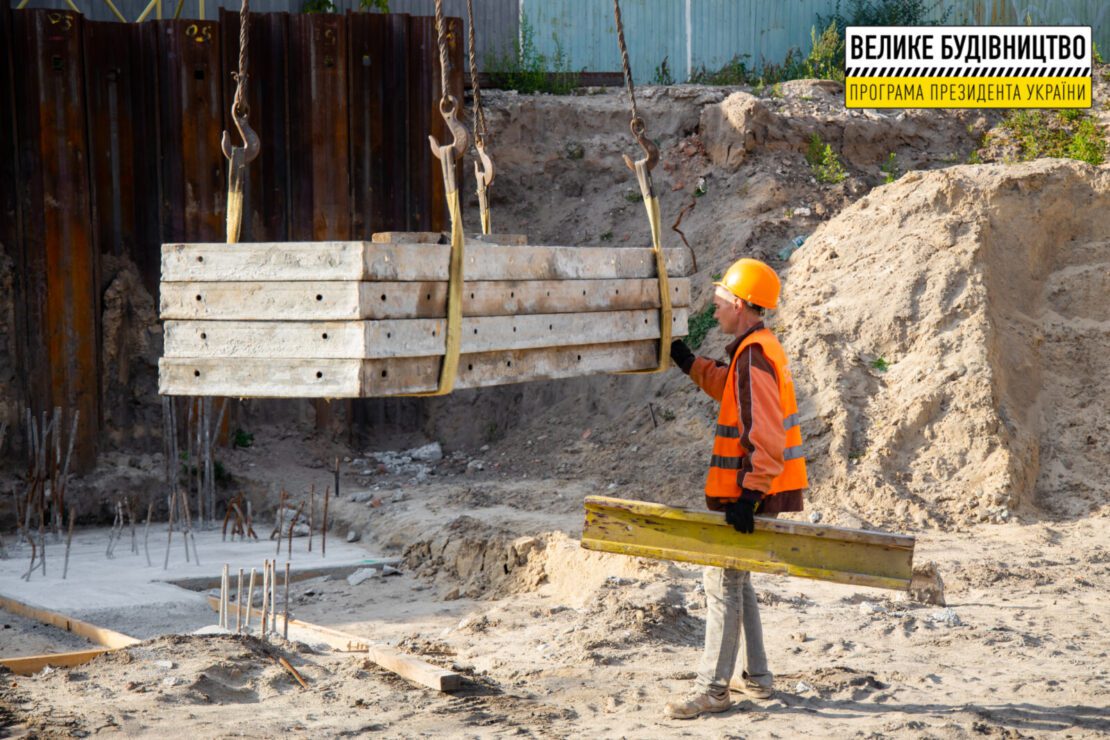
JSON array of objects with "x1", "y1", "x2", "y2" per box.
[
  {"x1": 380, "y1": 294, "x2": 386, "y2": 301},
  {"x1": 381, "y1": 370, "x2": 388, "y2": 378},
  {"x1": 316, "y1": 294, "x2": 323, "y2": 301},
  {"x1": 194, "y1": 370, "x2": 201, "y2": 377},
  {"x1": 197, "y1": 255, "x2": 204, "y2": 262},
  {"x1": 321, "y1": 333, "x2": 328, "y2": 339},
  {"x1": 316, "y1": 371, "x2": 323, "y2": 379},
  {"x1": 467, "y1": 364, "x2": 473, "y2": 371},
  {"x1": 200, "y1": 332, "x2": 207, "y2": 340},
  {"x1": 196, "y1": 294, "x2": 202, "y2": 301}
]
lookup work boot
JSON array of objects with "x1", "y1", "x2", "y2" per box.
[
  {"x1": 728, "y1": 671, "x2": 774, "y2": 699},
  {"x1": 663, "y1": 689, "x2": 731, "y2": 719}
]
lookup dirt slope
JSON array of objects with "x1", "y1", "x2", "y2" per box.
[{"x1": 781, "y1": 159, "x2": 1110, "y2": 527}]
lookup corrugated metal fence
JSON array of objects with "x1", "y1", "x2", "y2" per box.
[
  {"x1": 0, "y1": 6, "x2": 462, "y2": 470},
  {"x1": 10, "y1": 0, "x2": 1110, "y2": 81},
  {"x1": 526, "y1": 0, "x2": 1110, "y2": 83}
]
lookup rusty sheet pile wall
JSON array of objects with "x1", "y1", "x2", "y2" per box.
[{"x1": 0, "y1": 7, "x2": 464, "y2": 471}]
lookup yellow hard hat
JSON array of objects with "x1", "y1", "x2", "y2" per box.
[{"x1": 714, "y1": 258, "x2": 780, "y2": 310}]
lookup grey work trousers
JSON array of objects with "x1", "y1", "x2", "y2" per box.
[{"x1": 696, "y1": 560, "x2": 773, "y2": 694}]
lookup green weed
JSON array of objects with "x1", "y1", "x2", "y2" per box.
[
  {"x1": 652, "y1": 56, "x2": 675, "y2": 85},
  {"x1": 232, "y1": 428, "x2": 254, "y2": 449},
  {"x1": 870, "y1": 357, "x2": 890, "y2": 372},
  {"x1": 820, "y1": 0, "x2": 952, "y2": 34},
  {"x1": 485, "y1": 12, "x2": 579, "y2": 94},
  {"x1": 880, "y1": 152, "x2": 899, "y2": 183},
  {"x1": 686, "y1": 304, "x2": 718, "y2": 350},
  {"x1": 599, "y1": 230, "x2": 614, "y2": 242},
  {"x1": 805, "y1": 134, "x2": 847, "y2": 184},
  {"x1": 1001, "y1": 110, "x2": 1107, "y2": 165}
]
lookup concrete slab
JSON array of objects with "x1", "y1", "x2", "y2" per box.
[{"x1": 0, "y1": 526, "x2": 373, "y2": 617}]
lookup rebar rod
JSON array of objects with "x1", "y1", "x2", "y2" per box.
[{"x1": 62, "y1": 507, "x2": 75, "y2": 579}]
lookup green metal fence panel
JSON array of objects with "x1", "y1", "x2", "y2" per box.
[
  {"x1": 521, "y1": 0, "x2": 1109, "y2": 83},
  {"x1": 523, "y1": 0, "x2": 685, "y2": 84}
]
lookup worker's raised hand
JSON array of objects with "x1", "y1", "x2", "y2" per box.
[
  {"x1": 724, "y1": 490, "x2": 764, "y2": 534},
  {"x1": 670, "y1": 339, "x2": 695, "y2": 374}
]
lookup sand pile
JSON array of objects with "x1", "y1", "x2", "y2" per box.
[{"x1": 778, "y1": 159, "x2": 1110, "y2": 527}]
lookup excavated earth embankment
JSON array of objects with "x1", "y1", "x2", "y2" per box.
[{"x1": 778, "y1": 159, "x2": 1110, "y2": 527}]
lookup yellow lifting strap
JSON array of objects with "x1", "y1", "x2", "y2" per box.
[
  {"x1": 403, "y1": 0, "x2": 470, "y2": 397},
  {"x1": 613, "y1": 0, "x2": 671, "y2": 374}
]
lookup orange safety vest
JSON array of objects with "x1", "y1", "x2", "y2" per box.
[{"x1": 705, "y1": 327, "x2": 808, "y2": 501}]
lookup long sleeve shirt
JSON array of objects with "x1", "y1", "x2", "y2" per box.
[{"x1": 686, "y1": 323, "x2": 803, "y2": 514}]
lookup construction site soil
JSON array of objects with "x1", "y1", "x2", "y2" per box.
[{"x1": 2, "y1": 75, "x2": 1110, "y2": 737}]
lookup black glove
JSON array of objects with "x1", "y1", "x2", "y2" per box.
[
  {"x1": 724, "y1": 489, "x2": 764, "y2": 534},
  {"x1": 670, "y1": 339, "x2": 695, "y2": 374}
]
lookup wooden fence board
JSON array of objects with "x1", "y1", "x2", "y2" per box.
[
  {"x1": 0, "y1": 3, "x2": 22, "y2": 424},
  {"x1": 157, "y1": 19, "x2": 225, "y2": 244},
  {"x1": 220, "y1": 9, "x2": 290, "y2": 243},
  {"x1": 288, "y1": 13, "x2": 350, "y2": 242},
  {"x1": 13, "y1": 10, "x2": 101, "y2": 471}
]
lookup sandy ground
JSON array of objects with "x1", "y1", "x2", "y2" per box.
[{"x1": 2, "y1": 441, "x2": 1109, "y2": 737}]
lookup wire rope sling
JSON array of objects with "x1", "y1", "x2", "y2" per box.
[{"x1": 612, "y1": 0, "x2": 672, "y2": 373}]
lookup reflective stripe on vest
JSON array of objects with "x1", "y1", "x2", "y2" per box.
[{"x1": 705, "y1": 328, "x2": 809, "y2": 499}]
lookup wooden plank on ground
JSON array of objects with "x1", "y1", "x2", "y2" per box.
[
  {"x1": 160, "y1": 339, "x2": 676, "y2": 397},
  {"x1": 163, "y1": 308, "x2": 689, "y2": 359},
  {"x1": 580, "y1": 496, "x2": 916, "y2": 591},
  {"x1": 0, "y1": 595, "x2": 140, "y2": 649},
  {"x1": 0, "y1": 648, "x2": 112, "y2": 676},
  {"x1": 160, "y1": 278, "x2": 691, "y2": 320},
  {"x1": 161, "y1": 243, "x2": 695, "y2": 282},
  {"x1": 207, "y1": 595, "x2": 460, "y2": 692}
]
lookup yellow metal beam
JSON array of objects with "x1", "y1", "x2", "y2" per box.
[{"x1": 581, "y1": 496, "x2": 916, "y2": 591}]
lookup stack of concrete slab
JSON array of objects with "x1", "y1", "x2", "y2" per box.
[{"x1": 159, "y1": 233, "x2": 693, "y2": 397}]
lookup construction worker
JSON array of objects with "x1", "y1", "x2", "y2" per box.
[{"x1": 664, "y1": 257, "x2": 807, "y2": 720}]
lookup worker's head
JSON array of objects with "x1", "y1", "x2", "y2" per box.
[{"x1": 712, "y1": 258, "x2": 779, "y2": 335}]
